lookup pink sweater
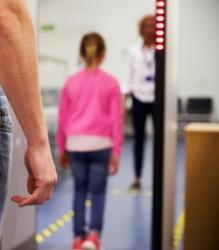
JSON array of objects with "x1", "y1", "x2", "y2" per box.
[{"x1": 56, "y1": 68, "x2": 124, "y2": 156}]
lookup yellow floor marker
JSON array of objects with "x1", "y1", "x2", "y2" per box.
[
  {"x1": 68, "y1": 210, "x2": 74, "y2": 217},
  {"x1": 35, "y1": 210, "x2": 75, "y2": 244},
  {"x1": 172, "y1": 210, "x2": 186, "y2": 250},
  {"x1": 42, "y1": 229, "x2": 52, "y2": 238},
  {"x1": 85, "y1": 199, "x2": 92, "y2": 207},
  {"x1": 63, "y1": 214, "x2": 71, "y2": 222},
  {"x1": 56, "y1": 219, "x2": 65, "y2": 227},
  {"x1": 36, "y1": 192, "x2": 185, "y2": 246},
  {"x1": 35, "y1": 234, "x2": 44, "y2": 244},
  {"x1": 49, "y1": 223, "x2": 59, "y2": 232},
  {"x1": 127, "y1": 189, "x2": 140, "y2": 196}
]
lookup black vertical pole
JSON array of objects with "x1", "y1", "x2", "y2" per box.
[{"x1": 152, "y1": 1, "x2": 166, "y2": 250}]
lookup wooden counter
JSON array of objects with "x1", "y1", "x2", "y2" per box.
[{"x1": 185, "y1": 123, "x2": 219, "y2": 250}]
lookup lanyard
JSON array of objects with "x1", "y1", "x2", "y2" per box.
[
  {"x1": 142, "y1": 47, "x2": 155, "y2": 83},
  {"x1": 143, "y1": 48, "x2": 155, "y2": 70}
]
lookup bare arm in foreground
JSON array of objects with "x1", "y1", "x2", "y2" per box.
[{"x1": 0, "y1": 0, "x2": 57, "y2": 207}]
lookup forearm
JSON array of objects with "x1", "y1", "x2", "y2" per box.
[{"x1": 0, "y1": 1, "x2": 48, "y2": 146}]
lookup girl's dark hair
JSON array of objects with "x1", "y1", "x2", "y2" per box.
[{"x1": 80, "y1": 33, "x2": 106, "y2": 65}]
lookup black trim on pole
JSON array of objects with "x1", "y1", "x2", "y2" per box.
[
  {"x1": 152, "y1": 1, "x2": 167, "y2": 249},
  {"x1": 152, "y1": 52, "x2": 166, "y2": 250}
]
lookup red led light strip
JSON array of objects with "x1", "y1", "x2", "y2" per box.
[{"x1": 156, "y1": 0, "x2": 166, "y2": 51}]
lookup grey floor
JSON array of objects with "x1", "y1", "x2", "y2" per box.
[{"x1": 37, "y1": 137, "x2": 185, "y2": 250}]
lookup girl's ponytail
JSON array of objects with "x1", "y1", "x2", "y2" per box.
[
  {"x1": 85, "y1": 44, "x2": 97, "y2": 66},
  {"x1": 80, "y1": 33, "x2": 106, "y2": 66}
]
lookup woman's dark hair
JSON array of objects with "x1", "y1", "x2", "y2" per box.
[{"x1": 80, "y1": 33, "x2": 106, "y2": 65}]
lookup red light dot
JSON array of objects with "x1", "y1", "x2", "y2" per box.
[
  {"x1": 157, "y1": 1, "x2": 165, "y2": 7},
  {"x1": 157, "y1": 16, "x2": 165, "y2": 22},
  {"x1": 156, "y1": 44, "x2": 164, "y2": 50},
  {"x1": 156, "y1": 23, "x2": 165, "y2": 29},
  {"x1": 156, "y1": 30, "x2": 164, "y2": 36},
  {"x1": 156, "y1": 37, "x2": 164, "y2": 43},
  {"x1": 157, "y1": 8, "x2": 165, "y2": 15}
]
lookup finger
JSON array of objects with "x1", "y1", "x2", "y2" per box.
[
  {"x1": 47, "y1": 189, "x2": 54, "y2": 201},
  {"x1": 25, "y1": 155, "x2": 35, "y2": 194},
  {"x1": 27, "y1": 183, "x2": 35, "y2": 194},
  {"x1": 19, "y1": 195, "x2": 42, "y2": 207},
  {"x1": 11, "y1": 195, "x2": 27, "y2": 204},
  {"x1": 19, "y1": 188, "x2": 46, "y2": 207},
  {"x1": 27, "y1": 177, "x2": 35, "y2": 194},
  {"x1": 20, "y1": 183, "x2": 54, "y2": 207},
  {"x1": 16, "y1": 175, "x2": 56, "y2": 207},
  {"x1": 19, "y1": 196, "x2": 40, "y2": 207}
]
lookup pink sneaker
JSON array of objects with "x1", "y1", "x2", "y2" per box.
[
  {"x1": 72, "y1": 237, "x2": 84, "y2": 250},
  {"x1": 82, "y1": 232, "x2": 101, "y2": 250}
]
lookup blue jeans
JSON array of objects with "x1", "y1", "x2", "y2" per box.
[
  {"x1": 0, "y1": 88, "x2": 13, "y2": 232},
  {"x1": 68, "y1": 149, "x2": 111, "y2": 237}
]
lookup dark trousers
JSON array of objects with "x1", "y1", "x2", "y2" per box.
[
  {"x1": 132, "y1": 96, "x2": 154, "y2": 178},
  {"x1": 68, "y1": 149, "x2": 111, "y2": 237}
]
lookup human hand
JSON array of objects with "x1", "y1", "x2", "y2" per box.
[
  {"x1": 11, "y1": 143, "x2": 57, "y2": 207},
  {"x1": 108, "y1": 155, "x2": 120, "y2": 175},
  {"x1": 123, "y1": 95, "x2": 129, "y2": 120},
  {"x1": 59, "y1": 152, "x2": 69, "y2": 169},
  {"x1": 123, "y1": 107, "x2": 129, "y2": 121}
]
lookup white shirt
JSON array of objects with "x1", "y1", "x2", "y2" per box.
[
  {"x1": 122, "y1": 43, "x2": 156, "y2": 103},
  {"x1": 66, "y1": 135, "x2": 112, "y2": 152}
]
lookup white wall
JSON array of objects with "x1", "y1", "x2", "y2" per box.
[
  {"x1": 27, "y1": 0, "x2": 38, "y2": 27},
  {"x1": 178, "y1": 0, "x2": 219, "y2": 119},
  {"x1": 39, "y1": 0, "x2": 219, "y2": 119},
  {"x1": 39, "y1": 0, "x2": 155, "y2": 89}
]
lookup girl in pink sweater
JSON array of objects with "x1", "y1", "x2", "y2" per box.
[{"x1": 56, "y1": 33, "x2": 123, "y2": 250}]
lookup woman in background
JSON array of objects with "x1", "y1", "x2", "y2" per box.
[
  {"x1": 56, "y1": 33, "x2": 123, "y2": 250},
  {"x1": 122, "y1": 15, "x2": 156, "y2": 190}
]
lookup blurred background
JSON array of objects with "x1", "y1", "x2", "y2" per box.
[
  {"x1": 1, "y1": 0, "x2": 219, "y2": 250},
  {"x1": 38, "y1": 1, "x2": 156, "y2": 250}
]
